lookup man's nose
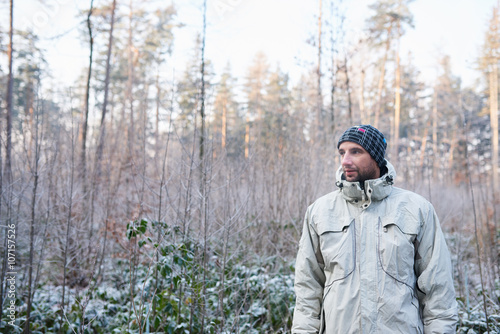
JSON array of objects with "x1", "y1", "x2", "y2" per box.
[{"x1": 342, "y1": 153, "x2": 352, "y2": 166}]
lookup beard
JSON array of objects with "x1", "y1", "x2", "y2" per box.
[{"x1": 343, "y1": 163, "x2": 380, "y2": 184}]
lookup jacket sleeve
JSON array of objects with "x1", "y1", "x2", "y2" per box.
[
  {"x1": 415, "y1": 203, "x2": 458, "y2": 334},
  {"x1": 292, "y1": 208, "x2": 326, "y2": 334}
]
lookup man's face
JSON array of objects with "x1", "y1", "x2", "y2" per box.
[{"x1": 338, "y1": 141, "x2": 380, "y2": 183}]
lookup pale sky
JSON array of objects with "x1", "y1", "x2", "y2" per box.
[{"x1": 12, "y1": 0, "x2": 498, "y2": 89}]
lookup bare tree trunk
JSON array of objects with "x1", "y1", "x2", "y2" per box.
[
  {"x1": 360, "y1": 69, "x2": 366, "y2": 123},
  {"x1": 489, "y1": 62, "x2": 499, "y2": 191},
  {"x1": 393, "y1": 21, "x2": 401, "y2": 163},
  {"x1": 60, "y1": 124, "x2": 77, "y2": 333},
  {"x1": 374, "y1": 26, "x2": 392, "y2": 128},
  {"x1": 97, "y1": 0, "x2": 116, "y2": 158},
  {"x1": 82, "y1": 0, "x2": 95, "y2": 273},
  {"x1": 218, "y1": 175, "x2": 231, "y2": 332},
  {"x1": 419, "y1": 120, "x2": 430, "y2": 170},
  {"x1": 125, "y1": 0, "x2": 135, "y2": 219},
  {"x1": 5, "y1": 0, "x2": 13, "y2": 185},
  {"x1": 245, "y1": 114, "x2": 250, "y2": 159},
  {"x1": 448, "y1": 129, "x2": 457, "y2": 183},
  {"x1": 25, "y1": 81, "x2": 35, "y2": 162},
  {"x1": 155, "y1": 71, "x2": 161, "y2": 138},
  {"x1": 222, "y1": 102, "x2": 227, "y2": 150},
  {"x1": 464, "y1": 121, "x2": 491, "y2": 332},
  {"x1": 199, "y1": 0, "x2": 207, "y2": 166},
  {"x1": 329, "y1": 0, "x2": 337, "y2": 134},
  {"x1": 316, "y1": 0, "x2": 323, "y2": 140},
  {"x1": 93, "y1": 0, "x2": 116, "y2": 174},
  {"x1": 432, "y1": 89, "x2": 438, "y2": 180},
  {"x1": 344, "y1": 54, "x2": 352, "y2": 124},
  {"x1": 80, "y1": 0, "x2": 94, "y2": 185},
  {"x1": 127, "y1": 0, "x2": 135, "y2": 153},
  {"x1": 33, "y1": 135, "x2": 60, "y2": 300},
  {"x1": 152, "y1": 95, "x2": 174, "y2": 327},
  {"x1": 24, "y1": 101, "x2": 41, "y2": 334},
  {"x1": 0, "y1": 0, "x2": 14, "y2": 322},
  {"x1": 95, "y1": 0, "x2": 117, "y2": 283},
  {"x1": 200, "y1": 1, "x2": 208, "y2": 329}
]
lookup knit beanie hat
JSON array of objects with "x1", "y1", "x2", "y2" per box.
[{"x1": 337, "y1": 125, "x2": 387, "y2": 168}]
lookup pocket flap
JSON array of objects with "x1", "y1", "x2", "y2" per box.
[
  {"x1": 317, "y1": 217, "x2": 353, "y2": 234},
  {"x1": 381, "y1": 210, "x2": 421, "y2": 235}
]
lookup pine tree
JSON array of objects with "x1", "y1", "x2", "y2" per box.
[
  {"x1": 481, "y1": 6, "x2": 500, "y2": 191},
  {"x1": 243, "y1": 52, "x2": 269, "y2": 158},
  {"x1": 366, "y1": 0, "x2": 414, "y2": 142}
]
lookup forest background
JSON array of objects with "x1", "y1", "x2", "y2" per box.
[{"x1": 1, "y1": 0, "x2": 500, "y2": 333}]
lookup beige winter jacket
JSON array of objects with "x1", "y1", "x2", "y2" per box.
[{"x1": 292, "y1": 161, "x2": 458, "y2": 333}]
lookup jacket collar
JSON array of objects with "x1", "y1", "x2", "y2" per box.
[{"x1": 335, "y1": 160, "x2": 396, "y2": 206}]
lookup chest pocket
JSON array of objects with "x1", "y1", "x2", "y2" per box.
[
  {"x1": 317, "y1": 218, "x2": 355, "y2": 286},
  {"x1": 378, "y1": 211, "x2": 421, "y2": 286}
]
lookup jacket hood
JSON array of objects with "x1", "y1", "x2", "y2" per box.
[{"x1": 335, "y1": 159, "x2": 396, "y2": 205}]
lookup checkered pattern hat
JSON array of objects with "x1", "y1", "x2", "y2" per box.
[{"x1": 337, "y1": 125, "x2": 387, "y2": 168}]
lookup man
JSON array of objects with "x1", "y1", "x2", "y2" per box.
[{"x1": 292, "y1": 125, "x2": 458, "y2": 333}]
